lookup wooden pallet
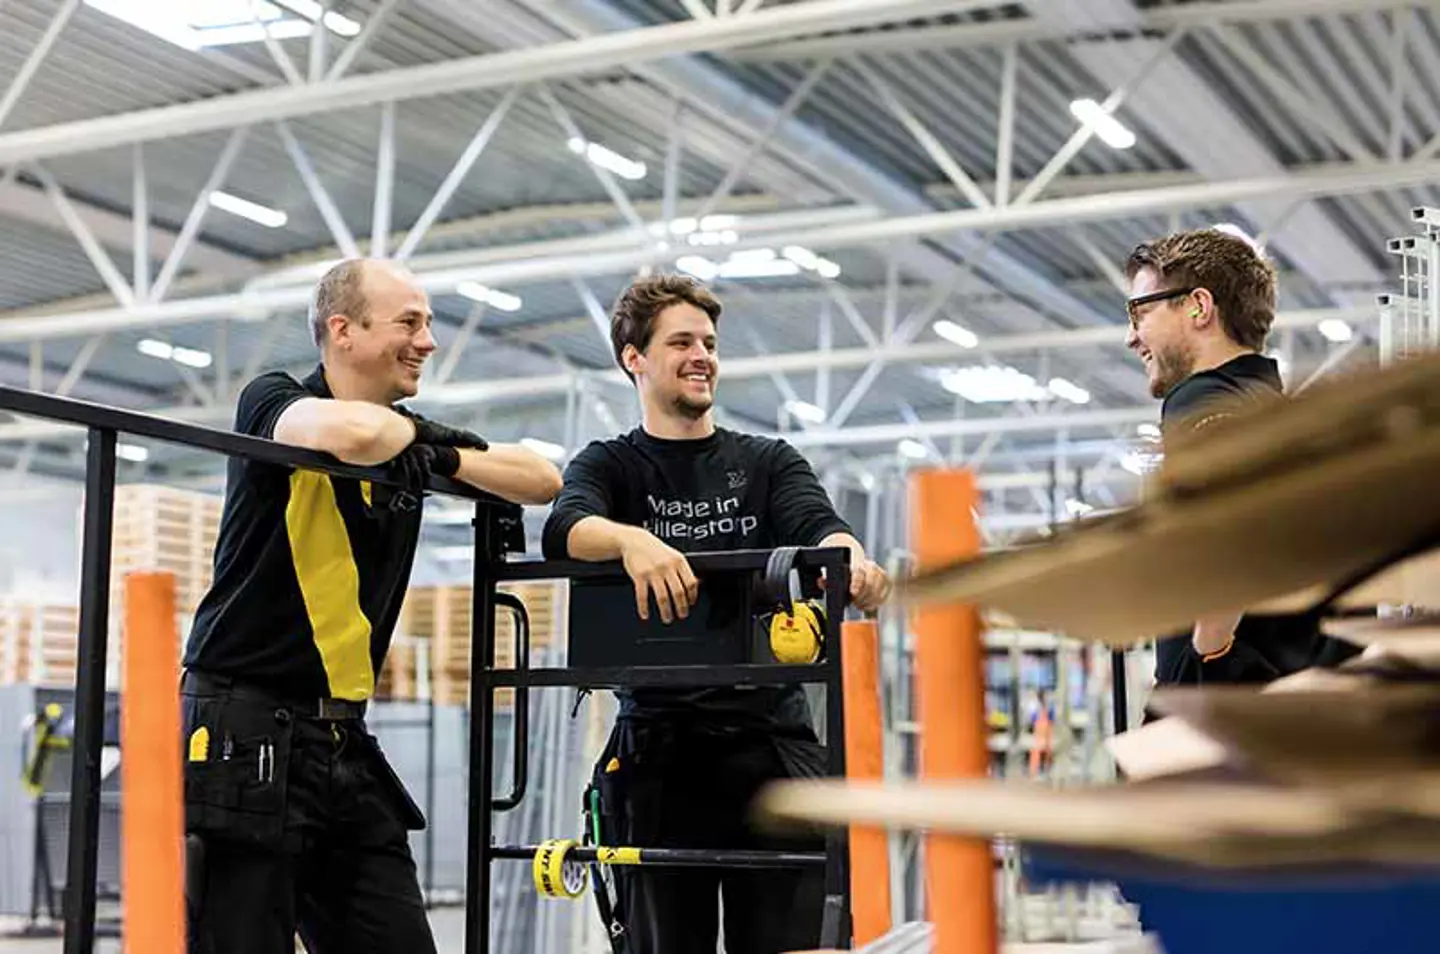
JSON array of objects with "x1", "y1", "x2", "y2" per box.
[
  {"x1": 0, "y1": 599, "x2": 79, "y2": 687},
  {"x1": 102, "y1": 484, "x2": 223, "y2": 686},
  {"x1": 377, "y1": 582, "x2": 565, "y2": 708}
]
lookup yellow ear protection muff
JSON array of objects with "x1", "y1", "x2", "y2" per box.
[{"x1": 761, "y1": 547, "x2": 826, "y2": 664}]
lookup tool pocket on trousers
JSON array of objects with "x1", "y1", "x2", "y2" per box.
[
  {"x1": 593, "y1": 722, "x2": 668, "y2": 846},
  {"x1": 361, "y1": 730, "x2": 427, "y2": 831},
  {"x1": 182, "y1": 695, "x2": 294, "y2": 852}
]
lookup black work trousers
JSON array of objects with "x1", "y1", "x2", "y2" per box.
[
  {"x1": 591, "y1": 717, "x2": 829, "y2": 954},
  {"x1": 181, "y1": 677, "x2": 434, "y2": 954}
]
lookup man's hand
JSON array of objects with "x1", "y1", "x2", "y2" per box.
[
  {"x1": 817, "y1": 532, "x2": 892, "y2": 613},
  {"x1": 848, "y1": 558, "x2": 892, "y2": 613},
  {"x1": 384, "y1": 444, "x2": 461, "y2": 512},
  {"x1": 1192, "y1": 611, "x2": 1241, "y2": 658},
  {"x1": 411, "y1": 417, "x2": 489, "y2": 451},
  {"x1": 618, "y1": 528, "x2": 699, "y2": 624}
]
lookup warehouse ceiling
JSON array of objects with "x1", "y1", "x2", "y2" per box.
[{"x1": 0, "y1": 0, "x2": 1434, "y2": 548}]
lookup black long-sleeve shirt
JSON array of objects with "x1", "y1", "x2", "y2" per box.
[
  {"x1": 1153, "y1": 353, "x2": 1358, "y2": 687},
  {"x1": 542, "y1": 426, "x2": 852, "y2": 727}
]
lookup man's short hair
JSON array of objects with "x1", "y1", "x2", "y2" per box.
[
  {"x1": 610, "y1": 274, "x2": 723, "y2": 381},
  {"x1": 1125, "y1": 229, "x2": 1278, "y2": 351},
  {"x1": 310, "y1": 259, "x2": 371, "y2": 348}
]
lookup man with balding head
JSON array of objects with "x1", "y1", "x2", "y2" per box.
[{"x1": 180, "y1": 259, "x2": 561, "y2": 953}]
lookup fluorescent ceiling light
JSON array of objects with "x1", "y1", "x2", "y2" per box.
[
  {"x1": 173, "y1": 346, "x2": 213, "y2": 369},
  {"x1": 137, "y1": 338, "x2": 173, "y2": 360},
  {"x1": 782, "y1": 245, "x2": 820, "y2": 270},
  {"x1": 456, "y1": 281, "x2": 522, "y2": 312},
  {"x1": 932, "y1": 319, "x2": 978, "y2": 348},
  {"x1": 137, "y1": 338, "x2": 212, "y2": 368},
  {"x1": 83, "y1": 0, "x2": 341, "y2": 49},
  {"x1": 1137, "y1": 423, "x2": 1162, "y2": 440},
  {"x1": 272, "y1": 0, "x2": 362, "y2": 36},
  {"x1": 719, "y1": 257, "x2": 800, "y2": 279},
  {"x1": 520, "y1": 437, "x2": 566, "y2": 461},
  {"x1": 678, "y1": 251, "x2": 801, "y2": 280},
  {"x1": 897, "y1": 439, "x2": 929, "y2": 460},
  {"x1": 779, "y1": 244, "x2": 841, "y2": 279},
  {"x1": 938, "y1": 365, "x2": 1049, "y2": 403},
  {"x1": 1047, "y1": 377, "x2": 1091, "y2": 404},
  {"x1": 676, "y1": 256, "x2": 718, "y2": 282},
  {"x1": 784, "y1": 399, "x2": 826, "y2": 424},
  {"x1": 566, "y1": 137, "x2": 647, "y2": 181},
  {"x1": 208, "y1": 190, "x2": 288, "y2": 228},
  {"x1": 1318, "y1": 318, "x2": 1353, "y2": 343},
  {"x1": 685, "y1": 230, "x2": 738, "y2": 247},
  {"x1": 1068, "y1": 98, "x2": 1136, "y2": 149},
  {"x1": 117, "y1": 443, "x2": 149, "y2": 463}
]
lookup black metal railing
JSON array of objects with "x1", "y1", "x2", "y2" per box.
[
  {"x1": 0, "y1": 384, "x2": 520, "y2": 954},
  {"x1": 0, "y1": 383, "x2": 854, "y2": 954}
]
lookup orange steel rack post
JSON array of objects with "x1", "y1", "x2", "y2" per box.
[
  {"x1": 909, "y1": 468, "x2": 996, "y2": 954},
  {"x1": 121, "y1": 571, "x2": 185, "y2": 954},
  {"x1": 842, "y1": 618, "x2": 892, "y2": 945}
]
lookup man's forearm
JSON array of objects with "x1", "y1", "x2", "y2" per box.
[
  {"x1": 453, "y1": 444, "x2": 562, "y2": 505},
  {"x1": 566, "y1": 515, "x2": 646, "y2": 561}
]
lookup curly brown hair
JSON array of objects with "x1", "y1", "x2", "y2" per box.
[
  {"x1": 610, "y1": 274, "x2": 723, "y2": 381},
  {"x1": 1125, "y1": 229, "x2": 1278, "y2": 351}
]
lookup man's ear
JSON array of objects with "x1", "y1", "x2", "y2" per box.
[
  {"x1": 327, "y1": 313, "x2": 351, "y2": 349},
  {"x1": 1190, "y1": 288, "x2": 1216, "y2": 329},
  {"x1": 621, "y1": 343, "x2": 643, "y2": 378}
]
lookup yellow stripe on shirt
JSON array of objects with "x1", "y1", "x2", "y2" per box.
[{"x1": 285, "y1": 471, "x2": 374, "y2": 700}]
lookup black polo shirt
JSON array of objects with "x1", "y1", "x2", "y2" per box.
[
  {"x1": 183, "y1": 364, "x2": 422, "y2": 702},
  {"x1": 1152, "y1": 353, "x2": 1357, "y2": 686}
]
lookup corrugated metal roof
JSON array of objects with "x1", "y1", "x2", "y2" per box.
[{"x1": 0, "y1": 0, "x2": 1430, "y2": 494}]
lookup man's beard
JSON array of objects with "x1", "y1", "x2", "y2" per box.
[
  {"x1": 671, "y1": 391, "x2": 713, "y2": 419},
  {"x1": 1149, "y1": 341, "x2": 1195, "y2": 399}
]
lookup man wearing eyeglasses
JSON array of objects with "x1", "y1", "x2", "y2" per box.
[{"x1": 1123, "y1": 228, "x2": 1355, "y2": 687}]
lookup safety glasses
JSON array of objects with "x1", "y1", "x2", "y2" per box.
[{"x1": 1126, "y1": 286, "x2": 1195, "y2": 329}]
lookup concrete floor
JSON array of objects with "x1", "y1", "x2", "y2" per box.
[
  {"x1": 0, "y1": 912, "x2": 1158, "y2": 954},
  {"x1": 0, "y1": 906, "x2": 471, "y2": 953}
]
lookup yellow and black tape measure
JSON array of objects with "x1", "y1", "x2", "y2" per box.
[{"x1": 533, "y1": 839, "x2": 588, "y2": 899}]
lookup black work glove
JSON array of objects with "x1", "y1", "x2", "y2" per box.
[
  {"x1": 410, "y1": 416, "x2": 489, "y2": 451},
  {"x1": 383, "y1": 443, "x2": 461, "y2": 512}
]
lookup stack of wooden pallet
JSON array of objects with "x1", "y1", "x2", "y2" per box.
[
  {"x1": 375, "y1": 582, "x2": 564, "y2": 708},
  {"x1": 0, "y1": 599, "x2": 79, "y2": 686},
  {"x1": 106, "y1": 484, "x2": 223, "y2": 686}
]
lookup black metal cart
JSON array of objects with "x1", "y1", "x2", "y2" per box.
[
  {"x1": 461, "y1": 519, "x2": 854, "y2": 954},
  {"x1": 2, "y1": 382, "x2": 853, "y2": 954}
]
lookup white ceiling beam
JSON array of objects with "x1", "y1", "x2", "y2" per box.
[
  {"x1": 0, "y1": 153, "x2": 1421, "y2": 343},
  {"x1": 1036, "y1": 0, "x2": 1387, "y2": 301},
  {"x1": 0, "y1": 302, "x2": 1370, "y2": 444},
  {"x1": 0, "y1": 180, "x2": 259, "y2": 281},
  {"x1": 0, "y1": 0, "x2": 989, "y2": 165},
  {"x1": 0, "y1": 0, "x2": 79, "y2": 131},
  {"x1": 736, "y1": 0, "x2": 1417, "y2": 61}
]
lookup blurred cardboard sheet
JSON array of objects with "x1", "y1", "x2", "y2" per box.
[{"x1": 897, "y1": 353, "x2": 1440, "y2": 643}]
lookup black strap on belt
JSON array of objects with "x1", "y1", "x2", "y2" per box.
[{"x1": 181, "y1": 670, "x2": 367, "y2": 721}]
